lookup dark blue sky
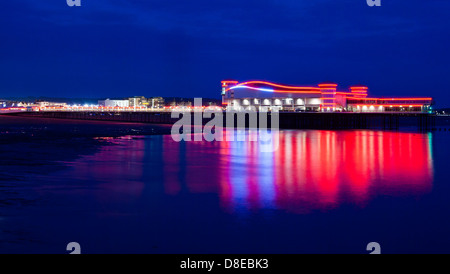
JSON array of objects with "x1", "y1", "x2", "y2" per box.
[{"x1": 1, "y1": 0, "x2": 449, "y2": 106}]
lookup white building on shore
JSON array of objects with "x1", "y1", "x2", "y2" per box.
[{"x1": 98, "y1": 99, "x2": 130, "y2": 108}]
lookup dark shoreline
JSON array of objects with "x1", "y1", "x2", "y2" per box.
[
  {"x1": 3, "y1": 111, "x2": 447, "y2": 131},
  {"x1": 0, "y1": 115, "x2": 173, "y2": 143}
]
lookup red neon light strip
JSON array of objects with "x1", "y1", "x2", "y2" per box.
[
  {"x1": 229, "y1": 81, "x2": 320, "y2": 91},
  {"x1": 349, "y1": 97, "x2": 432, "y2": 101},
  {"x1": 336, "y1": 92, "x2": 353, "y2": 95},
  {"x1": 347, "y1": 98, "x2": 380, "y2": 100},
  {"x1": 355, "y1": 104, "x2": 424, "y2": 107},
  {"x1": 273, "y1": 90, "x2": 321, "y2": 94},
  {"x1": 350, "y1": 87, "x2": 368, "y2": 89},
  {"x1": 378, "y1": 98, "x2": 432, "y2": 101}
]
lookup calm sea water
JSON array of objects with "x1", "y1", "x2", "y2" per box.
[{"x1": 1, "y1": 117, "x2": 450, "y2": 253}]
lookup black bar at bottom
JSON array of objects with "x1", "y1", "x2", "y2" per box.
[{"x1": 1, "y1": 254, "x2": 444, "y2": 273}]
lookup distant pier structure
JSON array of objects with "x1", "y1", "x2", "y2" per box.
[{"x1": 221, "y1": 80, "x2": 433, "y2": 113}]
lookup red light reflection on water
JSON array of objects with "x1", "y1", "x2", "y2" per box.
[
  {"x1": 163, "y1": 130, "x2": 433, "y2": 213},
  {"x1": 64, "y1": 132, "x2": 434, "y2": 214}
]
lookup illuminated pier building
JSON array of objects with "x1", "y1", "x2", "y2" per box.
[{"x1": 221, "y1": 80, "x2": 433, "y2": 113}]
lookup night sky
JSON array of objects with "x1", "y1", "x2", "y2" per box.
[{"x1": 1, "y1": 1, "x2": 449, "y2": 106}]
